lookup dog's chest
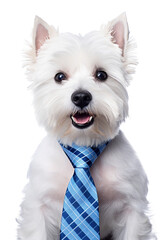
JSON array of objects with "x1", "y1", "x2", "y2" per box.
[
  {"x1": 31, "y1": 137, "x2": 120, "y2": 206},
  {"x1": 40, "y1": 143, "x2": 117, "y2": 204}
]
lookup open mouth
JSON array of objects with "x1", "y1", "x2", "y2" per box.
[{"x1": 70, "y1": 111, "x2": 94, "y2": 129}]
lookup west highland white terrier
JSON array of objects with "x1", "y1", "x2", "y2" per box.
[{"x1": 18, "y1": 13, "x2": 156, "y2": 240}]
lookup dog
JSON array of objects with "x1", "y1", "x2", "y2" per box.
[{"x1": 17, "y1": 13, "x2": 156, "y2": 240}]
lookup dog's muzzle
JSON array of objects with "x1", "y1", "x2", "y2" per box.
[{"x1": 71, "y1": 90, "x2": 94, "y2": 129}]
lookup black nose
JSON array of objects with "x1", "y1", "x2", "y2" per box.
[{"x1": 71, "y1": 90, "x2": 92, "y2": 108}]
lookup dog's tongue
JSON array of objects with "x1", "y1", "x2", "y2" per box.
[{"x1": 73, "y1": 112, "x2": 90, "y2": 124}]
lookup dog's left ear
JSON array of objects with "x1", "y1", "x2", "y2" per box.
[{"x1": 102, "y1": 13, "x2": 129, "y2": 56}]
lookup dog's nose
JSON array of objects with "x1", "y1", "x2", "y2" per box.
[{"x1": 71, "y1": 90, "x2": 92, "y2": 108}]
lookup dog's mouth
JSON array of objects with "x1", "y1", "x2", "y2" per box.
[{"x1": 70, "y1": 111, "x2": 94, "y2": 129}]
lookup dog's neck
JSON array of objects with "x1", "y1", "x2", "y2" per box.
[{"x1": 59, "y1": 142, "x2": 109, "y2": 168}]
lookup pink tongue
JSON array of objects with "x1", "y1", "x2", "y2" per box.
[{"x1": 74, "y1": 115, "x2": 90, "y2": 124}]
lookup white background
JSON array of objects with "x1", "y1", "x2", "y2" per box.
[{"x1": 0, "y1": 0, "x2": 166, "y2": 239}]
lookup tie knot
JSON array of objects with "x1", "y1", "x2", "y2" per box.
[{"x1": 60, "y1": 142, "x2": 108, "y2": 168}]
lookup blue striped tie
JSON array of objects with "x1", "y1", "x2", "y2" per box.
[{"x1": 60, "y1": 142, "x2": 108, "y2": 240}]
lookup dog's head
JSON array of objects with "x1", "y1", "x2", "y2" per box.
[{"x1": 27, "y1": 13, "x2": 137, "y2": 146}]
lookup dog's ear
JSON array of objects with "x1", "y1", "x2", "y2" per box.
[
  {"x1": 33, "y1": 16, "x2": 57, "y2": 54},
  {"x1": 102, "y1": 13, "x2": 129, "y2": 56}
]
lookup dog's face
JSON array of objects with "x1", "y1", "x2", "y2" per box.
[{"x1": 27, "y1": 14, "x2": 136, "y2": 146}]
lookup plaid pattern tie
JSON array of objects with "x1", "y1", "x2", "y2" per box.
[{"x1": 60, "y1": 142, "x2": 108, "y2": 240}]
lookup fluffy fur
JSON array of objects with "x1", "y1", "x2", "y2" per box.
[{"x1": 18, "y1": 13, "x2": 155, "y2": 240}]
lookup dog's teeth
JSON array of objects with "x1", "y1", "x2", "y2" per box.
[
  {"x1": 71, "y1": 113, "x2": 93, "y2": 125},
  {"x1": 89, "y1": 116, "x2": 92, "y2": 122},
  {"x1": 71, "y1": 116, "x2": 75, "y2": 121}
]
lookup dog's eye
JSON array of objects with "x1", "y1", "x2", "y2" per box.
[
  {"x1": 54, "y1": 72, "x2": 67, "y2": 83},
  {"x1": 95, "y1": 70, "x2": 108, "y2": 81}
]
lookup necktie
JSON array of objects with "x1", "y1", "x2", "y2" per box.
[{"x1": 60, "y1": 142, "x2": 108, "y2": 240}]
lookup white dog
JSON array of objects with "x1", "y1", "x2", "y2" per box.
[{"x1": 18, "y1": 13, "x2": 156, "y2": 240}]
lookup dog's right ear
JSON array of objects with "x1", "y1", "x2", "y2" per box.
[{"x1": 33, "y1": 16, "x2": 57, "y2": 55}]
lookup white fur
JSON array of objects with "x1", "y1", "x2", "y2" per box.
[{"x1": 18, "y1": 13, "x2": 156, "y2": 240}]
